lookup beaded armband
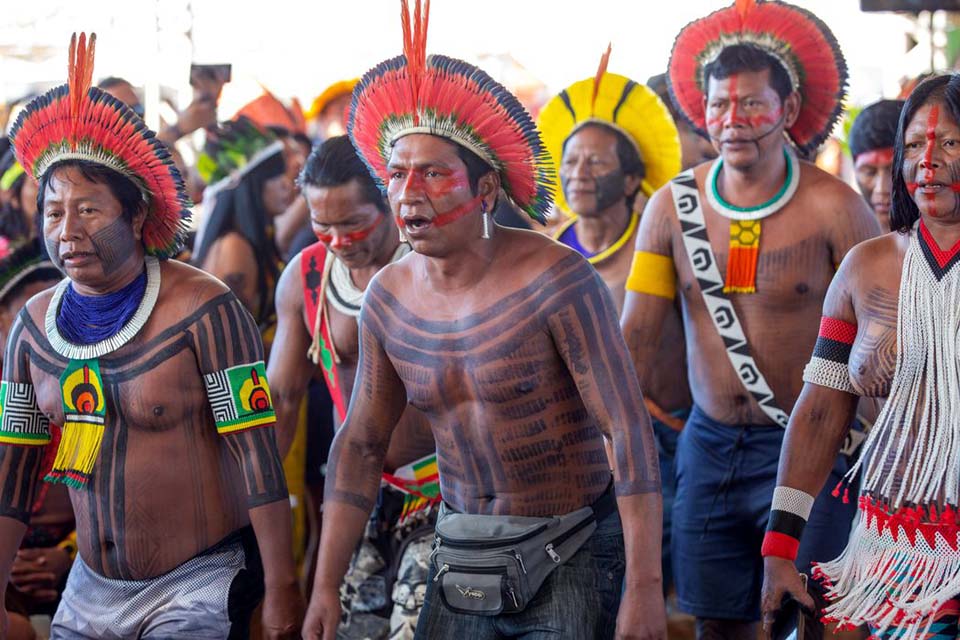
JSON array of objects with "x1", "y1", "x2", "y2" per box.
[
  {"x1": 761, "y1": 486, "x2": 815, "y2": 561},
  {"x1": 625, "y1": 251, "x2": 677, "y2": 300},
  {"x1": 0, "y1": 381, "x2": 51, "y2": 446},
  {"x1": 203, "y1": 361, "x2": 276, "y2": 435},
  {"x1": 802, "y1": 316, "x2": 857, "y2": 394}
]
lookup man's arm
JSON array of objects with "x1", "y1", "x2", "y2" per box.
[
  {"x1": 760, "y1": 255, "x2": 862, "y2": 632},
  {"x1": 0, "y1": 313, "x2": 49, "y2": 624},
  {"x1": 621, "y1": 187, "x2": 681, "y2": 395},
  {"x1": 193, "y1": 292, "x2": 301, "y2": 638},
  {"x1": 304, "y1": 294, "x2": 408, "y2": 639},
  {"x1": 268, "y1": 256, "x2": 317, "y2": 457},
  {"x1": 546, "y1": 258, "x2": 665, "y2": 640}
]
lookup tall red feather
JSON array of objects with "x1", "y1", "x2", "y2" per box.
[
  {"x1": 735, "y1": 0, "x2": 755, "y2": 21},
  {"x1": 591, "y1": 43, "x2": 612, "y2": 117}
]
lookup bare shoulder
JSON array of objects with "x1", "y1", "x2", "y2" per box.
[
  {"x1": 158, "y1": 258, "x2": 233, "y2": 314},
  {"x1": 23, "y1": 285, "x2": 59, "y2": 330},
  {"x1": 798, "y1": 161, "x2": 871, "y2": 212},
  {"x1": 837, "y1": 231, "x2": 905, "y2": 286}
]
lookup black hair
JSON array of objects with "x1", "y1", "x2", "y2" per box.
[
  {"x1": 849, "y1": 100, "x2": 905, "y2": 160},
  {"x1": 454, "y1": 145, "x2": 496, "y2": 195},
  {"x1": 36, "y1": 159, "x2": 144, "y2": 223},
  {"x1": 702, "y1": 44, "x2": 792, "y2": 102},
  {"x1": 299, "y1": 136, "x2": 388, "y2": 214},
  {"x1": 891, "y1": 74, "x2": 960, "y2": 233},
  {"x1": 97, "y1": 76, "x2": 132, "y2": 91},
  {"x1": 561, "y1": 122, "x2": 646, "y2": 209}
]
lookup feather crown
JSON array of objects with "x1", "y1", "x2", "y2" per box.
[
  {"x1": 9, "y1": 33, "x2": 191, "y2": 259},
  {"x1": 667, "y1": 0, "x2": 848, "y2": 154},
  {"x1": 538, "y1": 45, "x2": 681, "y2": 214},
  {"x1": 348, "y1": 0, "x2": 554, "y2": 223}
]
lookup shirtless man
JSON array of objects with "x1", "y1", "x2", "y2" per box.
[
  {"x1": 621, "y1": 6, "x2": 880, "y2": 638},
  {"x1": 0, "y1": 35, "x2": 301, "y2": 639},
  {"x1": 303, "y1": 3, "x2": 663, "y2": 638},
  {"x1": 849, "y1": 100, "x2": 904, "y2": 232},
  {"x1": 537, "y1": 64, "x2": 690, "y2": 603},
  {"x1": 270, "y1": 136, "x2": 436, "y2": 639}
]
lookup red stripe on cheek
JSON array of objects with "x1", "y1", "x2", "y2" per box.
[{"x1": 433, "y1": 193, "x2": 484, "y2": 227}]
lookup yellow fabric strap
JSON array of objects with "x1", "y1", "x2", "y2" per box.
[{"x1": 626, "y1": 251, "x2": 676, "y2": 299}]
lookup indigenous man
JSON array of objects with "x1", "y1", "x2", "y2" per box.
[
  {"x1": 270, "y1": 135, "x2": 437, "y2": 640},
  {"x1": 620, "y1": 3, "x2": 881, "y2": 638},
  {"x1": 848, "y1": 100, "x2": 904, "y2": 232},
  {"x1": 537, "y1": 53, "x2": 690, "y2": 601},
  {"x1": 1, "y1": 34, "x2": 302, "y2": 638},
  {"x1": 302, "y1": 2, "x2": 664, "y2": 639}
]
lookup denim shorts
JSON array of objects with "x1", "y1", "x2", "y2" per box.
[
  {"x1": 671, "y1": 405, "x2": 858, "y2": 621},
  {"x1": 414, "y1": 507, "x2": 625, "y2": 639}
]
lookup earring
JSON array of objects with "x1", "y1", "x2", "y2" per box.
[{"x1": 481, "y1": 201, "x2": 491, "y2": 240}]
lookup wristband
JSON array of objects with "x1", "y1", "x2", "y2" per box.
[{"x1": 761, "y1": 486, "x2": 815, "y2": 561}]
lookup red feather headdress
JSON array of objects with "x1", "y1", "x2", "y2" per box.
[
  {"x1": 667, "y1": 0, "x2": 848, "y2": 154},
  {"x1": 9, "y1": 33, "x2": 191, "y2": 259},
  {"x1": 348, "y1": 0, "x2": 554, "y2": 223}
]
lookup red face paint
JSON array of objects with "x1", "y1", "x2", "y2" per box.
[
  {"x1": 391, "y1": 165, "x2": 481, "y2": 229},
  {"x1": 705, "y1": 73, "x2": 783, "y2": 140},
  {"x1": 315, "y1": 214, "x2": 383, "y2": 249},
  {"x1": 855, "y1": 148, "x2": 895, "y2": 170}
]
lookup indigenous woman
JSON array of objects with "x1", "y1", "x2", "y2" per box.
[
  {"x1": 192, "y1": 117, "x2": 294, "y2": 343},
  {"x1": 761, "y1": 74, "x2": 960, "y2": 639}
]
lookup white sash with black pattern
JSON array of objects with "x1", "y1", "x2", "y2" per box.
[{"x1": 670, "y1": 170, "x2": 863, "y2": 455}]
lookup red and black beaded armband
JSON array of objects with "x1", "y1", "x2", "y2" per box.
[
  {"x1": 761, "y1": 487, "x2": 815, "y2": 561},
  {"x1": 802, "y1": 316, "x2": 857, "y2": 394}
]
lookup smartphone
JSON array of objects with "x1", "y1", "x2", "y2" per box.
[{"x1": 189, "y1": 63, "x2": 232, "y2": 86}]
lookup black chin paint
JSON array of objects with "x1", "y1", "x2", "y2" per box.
[{"x1": 562, "y1": 169, "x2": 628, "y2": 214}]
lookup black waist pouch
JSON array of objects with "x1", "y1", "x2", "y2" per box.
[{"x1": 430, "y1": 485, "x2": 614, "y2": 616}]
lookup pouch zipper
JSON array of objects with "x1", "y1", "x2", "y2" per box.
[
  {"x1": 436, "y1": 522, "x2": 549, "y2": 548},
  {"x1": 544, "y1": 514, "x2": 596, "y2": 562}
]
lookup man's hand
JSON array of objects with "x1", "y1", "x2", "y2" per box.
[
  {"x1": 301, "y1": 586, "x2": 342, "y2": 640},
  {"x1": 760, "y1": 557, "x2": 815, "y2": 638},
  {"x1": 615, "y1": 586, "x2": 667, "y2": 640},
  {"x1": 262, "y1": 581, "x2": 305, "y2": 640},
  {"x1": 10, "y1": 547, "x2": 71, "y2": 602}
]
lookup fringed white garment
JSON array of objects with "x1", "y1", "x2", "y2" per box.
[{"x1": 814, "y1": 224, "x2": 960, "y2": 638}]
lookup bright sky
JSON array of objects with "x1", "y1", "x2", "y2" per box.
[{"x1": 0, "y1": 0, "x2": 936, "y2": 119}]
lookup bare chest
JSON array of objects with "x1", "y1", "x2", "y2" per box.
[
  {"x1": 674, "y1": 210, "x2": 834, "y2": 312},
  {"x1": 31, "y1": 343, "x2": 205, "y2": 433}
]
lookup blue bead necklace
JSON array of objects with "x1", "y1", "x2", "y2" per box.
[{"x1": 57, "y1": 269, "x2": 147, "y2": 345}]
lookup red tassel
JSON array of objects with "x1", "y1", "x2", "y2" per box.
[
  {"x1": 831, "y1": 480, "x2": 843, "y2": 498},
  {"x1": 842, "y1": 487, "x2": 850, "y2": 504}
]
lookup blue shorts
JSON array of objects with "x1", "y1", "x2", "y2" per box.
[
  {"x1": 652, "y1": 409, "x2": 689, "y2": 595},
  {"x1": 671, "y1": 405, "x2": 858, "y2": 621}
]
